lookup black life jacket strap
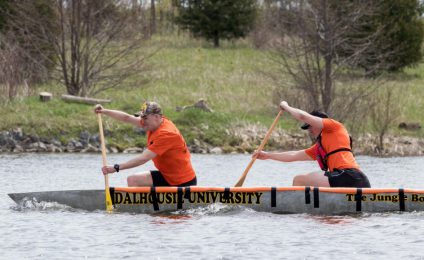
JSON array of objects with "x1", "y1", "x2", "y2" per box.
[
  {"x1": 318, "y1": 135, "x2": 353, "y2": 162},
  {"x1": 324, "y1": 148, "x2": 352, "y2": 160}
]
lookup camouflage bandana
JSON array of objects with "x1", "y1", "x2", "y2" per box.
[{"x1": 134, "y1": 101, "x2": 162, "y2": 117}]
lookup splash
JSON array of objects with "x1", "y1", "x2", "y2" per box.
[
  {"x1": 11, "y1": 197, "x2": 73, "y2": 212},
  {"x1": 175, "y1": 203, "x2": 251, "y2": 216}
]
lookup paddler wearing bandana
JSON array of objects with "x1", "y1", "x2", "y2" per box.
[
  {"x1": 253, "y1": 101, "x2": 370, "y2": 188},
  {"x1": 94, "y1": 101, "x2": 197, "y2": 187}
]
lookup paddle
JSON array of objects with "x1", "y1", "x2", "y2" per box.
[
  {"x1": 97, "y1": 113, "x2": 114, "y2": 212},
  {"x1": 234, "y1": 110, "x2": 283, "y2": 187}
]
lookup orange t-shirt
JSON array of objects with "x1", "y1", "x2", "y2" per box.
[
  {"x1": 146, "y1": 117, "x2": 196, "y2": 185},
  {"x1": 305, "y1": 119, "x2": 359, "y2": 171}
]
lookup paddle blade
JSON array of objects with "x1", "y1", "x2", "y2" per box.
[
  {"x1": 105, "y1": 187, "x2": 113, "y2": 212},
  {"x1": 234, "y1": 176, "x2": 246, "y2": 187},
  {"x1": 234, "y1": 156, "x2": 257, "y2": 187}
]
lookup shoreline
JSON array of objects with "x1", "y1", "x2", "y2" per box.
[{"x1": 1, "y1": 127, "x2": 423, "y2": 157}]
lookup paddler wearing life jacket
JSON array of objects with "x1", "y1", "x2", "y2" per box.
[{"x1": 254, "y1": 101, "x2": 371, "y2": 188}]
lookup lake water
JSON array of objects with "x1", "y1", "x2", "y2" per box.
[{"x1": 1, "y1": 153, "x2": 424, "y2": 259}]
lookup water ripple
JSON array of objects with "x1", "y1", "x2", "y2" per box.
[{"x1": 2, "y1": 154, "x2": 424, "y2": 259}]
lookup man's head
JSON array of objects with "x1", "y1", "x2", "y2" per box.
[
  {"x1": 134, "y1": 101, "x2": 162, "y2": 118},
  {"x1": 300, "y1": 110, "x2": 329, "y2": 130},
  {"x1": 134, "y1": 101, "x2": 163, "y2": 130}
]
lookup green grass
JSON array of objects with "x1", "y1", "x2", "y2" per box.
[
  {"x1": 104, "y1": 41, "x2": 277, "y2": 116},
  {"x1": 1, "y1": 34, "x2": 424, "y2": 149}
]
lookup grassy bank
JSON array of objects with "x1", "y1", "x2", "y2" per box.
[{"x1": 1, "y1": 34, "x2": 424, "y2": 150}]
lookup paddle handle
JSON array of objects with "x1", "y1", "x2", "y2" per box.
[
  {"x1": 234, "y1": 110, "x2": 283, "y2": 187},
  {"x1": 97, "y1": 113, "x2": 113, "y2": 211},
  {"x1": 97, "y1": 114, "x2": 108, "y2": 178},
  {"x1": 98, "y1": 115, "x2": 107, "y2": 166}
]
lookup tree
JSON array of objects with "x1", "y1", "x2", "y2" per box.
[
  {"x1": 0, "y1": 37, "x2": 27, "y2": 100},
  {"x1": 151, "y1": 0, "x2": 156, "y2": 34},
  {"x1": 175, "y1": 0, "x2": 257, "y2": 47},
  {"x1": 3, "y1": 0, "x2": 153, "y2": 97},
  {"x1": 269, "y1": 0, "x2": 401, "y2": 118},
  {"x1": 337, "y1": 0, "x2": 424, "y2": 73},
  {"x1": 370, "y1": 85, "x2": 403, "y2": 154},
  {"x1": 0, "y1": 0, "x2": 56, "y2": 100},
  {"x1": 0, "y1": 0, "x2": 8, "y2": 31}
]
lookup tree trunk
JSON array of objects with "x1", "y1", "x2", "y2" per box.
[
  {"x1": 323, "y1": 56, "x2": 332, "y2": 112},
  {"x1": 150, "y1": 0, "x2": 156, "y2": 34},
  {"x1": 321, "y1": 0, "x2": 332, "y2": 112},
  {"x1": 213, "y1": 32, "x2": 219, "y2": 48},
  {"x1": 378, "y1": 132, "x2": 384, "y2": 155},
  {"x1": 61, "y1": 94, "x2": 111, "y2": 105},
  {"x1": 6, "y1": 81, "x2": 18, "y2": 100}
]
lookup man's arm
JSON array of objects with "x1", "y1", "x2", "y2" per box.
[
  {"x1": 102, "y1": 149, "x2": 157, "y2": 175},
  {"x1": 279, "y1": 101, "x2": 323, "y2": 130},
  {"x1": 255, "y1": 149, "x2": 313, "y2": 162},
  {"x1": 94, "y1": 104, "x2": 140, "y2": 127},
  {"x1": 119, "y1": 149, "x2": 157, "y2": 170}
]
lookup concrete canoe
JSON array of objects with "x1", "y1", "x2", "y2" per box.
[{"x1": 8, "y1": 186, "x2": 424, "y2": 214}]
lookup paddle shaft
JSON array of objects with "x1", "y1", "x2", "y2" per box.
[
  {"x1": 234, "y1": 110, "x2": 283, "y2": 187},
  {"x1": 97, "y1": 113, "x2": 113, "y2": 211}
]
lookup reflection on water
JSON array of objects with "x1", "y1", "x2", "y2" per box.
[
  {"x1": 150, "y1": 214, "x2": 193, "y2": 225},
  {"x1": 309, "y1": 215, "x2": 356, "y2": 225}
]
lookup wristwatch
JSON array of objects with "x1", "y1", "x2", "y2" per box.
[{"x1": 113, "y1": 164, "x2": 120, "y2": 173}]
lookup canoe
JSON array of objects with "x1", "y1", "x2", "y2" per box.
[{"x1": 8, "y1": 186, "x2": 424, "y2": 214}]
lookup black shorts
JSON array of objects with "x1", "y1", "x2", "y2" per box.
[
  {"x1": 325, "y1": 168, "x2": 371, "y2": 188},
  {"x1": 150, "y1": 170, "x2": 197, "y2": 187}
]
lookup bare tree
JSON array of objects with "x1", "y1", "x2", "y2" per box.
[
  {"x1": 0, "y1": 40, "x2": 23, "y2": 100},
  {"x1": 370, "y1": 85, "x2": 403, "y2": 154},
  {"x1": 268, "y1": 0, "x2": 393, "y2": 116},
  {"x1": 150, "y1": 0, "x2": 156, "y2": 34},
  {"x1": 4, "y1": 0, "x2": 154, "y2": 97},
  {"x1": 156, "y1": 0, "x2": 178, "y2": 34},
  {"x1": 0, "y1": 31, "x2": 46, "y2": 101}
]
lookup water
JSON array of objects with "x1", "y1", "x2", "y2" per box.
[{"x1": 1, "y1": 153, "x2": 424, "y2": 259}]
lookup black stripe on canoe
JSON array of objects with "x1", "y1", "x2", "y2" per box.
[
  {"x1": 150, "y1": 186, "x2": 159, "y2": 211},
  {"x1": 305, "y1": 187, "x2": 311, "y2": 204},
  {"x1": 313, "y1": 187, "x2": 319, "y2": 208},
  {"x1": 355, "y1": 188, "x2": 362, "y2": 212},
  {"x1": 399, "y1": 188, "x2": 405, "y2": 211},
  {"x1": 177, "y1": 187, "x2": 183, "y2": 210},
  {"x1": 184, "y1": 186, "x2": 191, "y2": 200},
  {"x1": 224, "y1": 187, "x2": 230, "y2": 201},
  {"x1": 271, "y1": 187, "x2": 276, "y2": 207},
  {"x1": 109, "y1": 187, "x2": 116, "y2": 206}
]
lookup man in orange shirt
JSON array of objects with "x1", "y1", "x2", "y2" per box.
[
  {"x1": 254, "y1": 101, "x2": 370, "y2": 188},
  {"x1": 94, "y1": 102, "x2": 197, "y2": 187}
]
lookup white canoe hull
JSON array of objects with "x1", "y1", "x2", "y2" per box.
[{"x1": 8, "y1": 186, "x2": 424, "y2": 214}]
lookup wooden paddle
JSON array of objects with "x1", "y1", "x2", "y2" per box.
[
  {"x1": 97, "y1": 113, "x2": 114, "y2": 212},
  {"x1": 234, "y1": 110, "x2": 283, "y2": 187}
]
